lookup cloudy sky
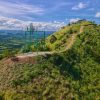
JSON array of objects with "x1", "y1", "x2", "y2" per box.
[{"x1": 0, "y1": 0, "x2": 100, "y2": 30}]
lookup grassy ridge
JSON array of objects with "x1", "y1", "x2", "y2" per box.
[
  {"x1": 0, "y1": 21, "x2": 100, "y2": 100},
  {"x1": 46, "y1": 21, "x2": 92, "y2": 51}
]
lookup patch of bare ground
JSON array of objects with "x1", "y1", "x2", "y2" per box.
[{"x1": 0, "y1": 56, "x2": 36, "y2": 66}]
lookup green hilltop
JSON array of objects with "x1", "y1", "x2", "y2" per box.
[
  {"x1": 46, "y1": 20, "x2": 97, "y2": 51},
  {"x1": 0, "y1": 20, "x2": 100, "y2": 100}
]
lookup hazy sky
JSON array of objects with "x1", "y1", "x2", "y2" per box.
[{"x1": 0, "y1": 0, "x2": 100, "y2": 30}]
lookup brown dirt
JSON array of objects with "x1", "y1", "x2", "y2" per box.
[{"x1": 0, "y1": 56, "x2": 37, "y2": 66}]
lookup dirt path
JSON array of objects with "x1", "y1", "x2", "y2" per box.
[
  {"x1": 59, "y1": 26, "x2": 84, "y2": 53},
  {"x1": 79, "y1": 26, "x2": 84, "y2": 33},
  {"x1": 57, "y1": 34, "x2": 77, "y2": 53},
  {"x1": 17, "y1": 26, "x2": 84, "y2": 58},
  {"x1": 17, "y1": 52, "x2": 53, "y2": 58},
  {"x1": 66, "y1": 25, "x2": 84, "y2": 49}
]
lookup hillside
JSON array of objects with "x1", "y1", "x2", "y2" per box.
[
  {"x1": 0, "y1": 21, "x2": 100, "y2": 100},
  {"x1": 46, "y1": 21, "x2": 96, "y2": 51}
]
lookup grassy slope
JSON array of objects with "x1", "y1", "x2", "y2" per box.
[
  {"x1": 0, "y1": 21, "x2": 100, "y2": 100},
  {"x1": 0, "y1": 58, "x2": 74, "y2": 100},
  {"x1": 46, "y1": 21, "x2": 92, "y2": 51}
]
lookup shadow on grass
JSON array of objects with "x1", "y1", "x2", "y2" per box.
[{"x1": 44, "y1": 49, "x2": 82, "y2": 80}]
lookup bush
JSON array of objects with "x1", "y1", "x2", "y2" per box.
[
  {"x1": 50, "y1": 35, "x2": 57, "y2": 44},
  {"x1": 68, "y1": 29, "x2": 73, "y2": 34},
  {"x1": 0, "y1": 55, "x2": 3, "y2": 60},
  {"x1": 2, "y1": 49, "x2": 15, "y2": 58}
]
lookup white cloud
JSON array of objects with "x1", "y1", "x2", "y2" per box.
[
  {"x1": 95, "y1": 12, "x2": 100, "y2": 18},
  {"x1": 69, "y1": 18, "x2": 80, "y2": 23},
  {"x1": 0, "y1": 16, "x2": 28, "y2": 30},
  {"x1": 72, "y1": 2, "x2": 87, "y2": 10},
  {"x1": 0, "y1": 16, "x2": 65, "y2": 30},
  {"x1": 32, "y1": 22, "x2": 65, "y2": 31},
  {"x1": 0, "y1": 1, "x2": 44, "y2": 16}
]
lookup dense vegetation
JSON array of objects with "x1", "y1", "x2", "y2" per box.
[{"x1": 0, "y1": 21, "x2": 100, "y2": 100}]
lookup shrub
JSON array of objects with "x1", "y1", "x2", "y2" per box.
[
  {"x1": 2, "y1": 49, "x2": 15, "y2": 58},
  {"x1": 68, "y1": 29, "x2": 73, "y2": 34},
  {"x1": 50, "y1": 35, "x2": 57, "y2": 44}
]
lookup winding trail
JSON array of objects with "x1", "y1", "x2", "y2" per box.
[
  {"x1": 59, "y1": 25, "x2": 84, "y2": 53},
  {"x1": 17, "y1": 52, "x2": 53, "y2": 58},
  {"x1": 17, "y1": 26, "x2": 84, "y2": 58}
]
